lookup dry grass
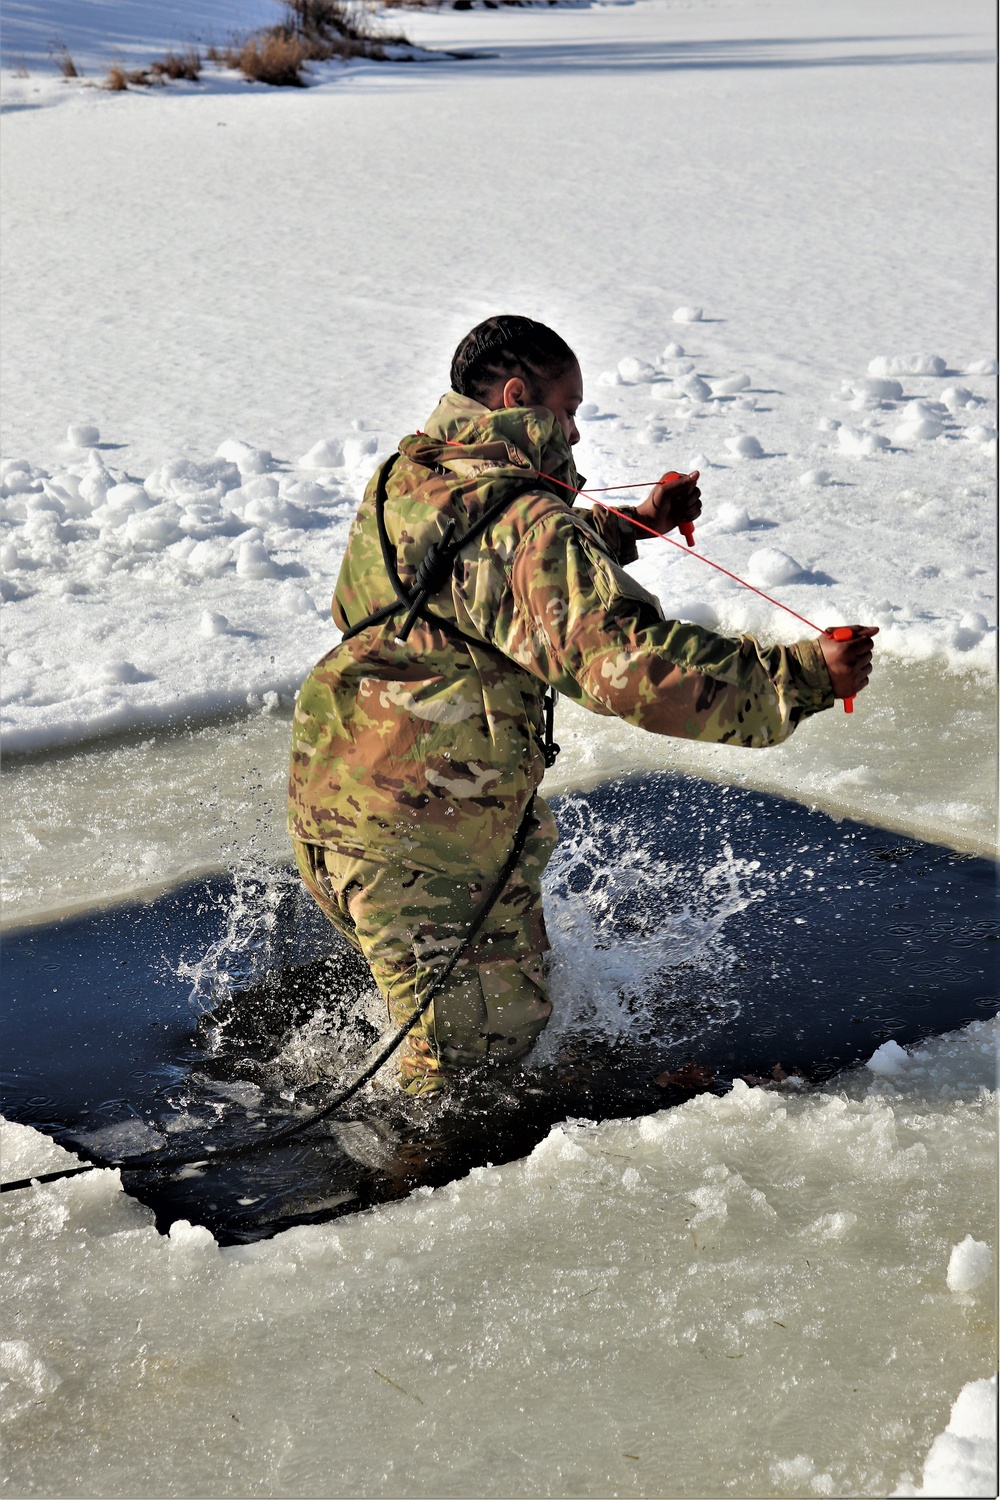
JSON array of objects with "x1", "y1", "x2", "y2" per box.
[
  {"x1": 213, "y1": 0, "x2": 413, "y2": 85},
  {"x1": 104, "y1": 47, "x2": 202, "y2": 91},
  {"x1": 105, "y1": 64, "x2": 160, "y2": 90},
  {"x1": 149, "y1": 49, "x2": 202, "y2": 81},
  {"x1": 55, "y1": 48, "x2": 80, "y2": 78},
  {"x1": 226, "y1": 34, "x2": 310, "y2": 87}
]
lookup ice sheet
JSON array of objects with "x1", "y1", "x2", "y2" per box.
[{"x1": 2, "y1": 1018, "x2": 996, "y2": 1496}]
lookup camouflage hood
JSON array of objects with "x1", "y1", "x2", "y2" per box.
[{"x1": 399, "y1": 391, "x2": 584, "y2": 504}]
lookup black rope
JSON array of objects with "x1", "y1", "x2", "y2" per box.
[
  {"x1": 1, "y1": 796, "x2": 545, "y2": 1196},
  {"x1": 340, "y1": 452, "x2": 558, "y2": 646}
]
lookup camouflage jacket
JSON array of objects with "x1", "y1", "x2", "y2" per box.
[{"x1": 288, "y1": 393, "x2": 834, "y2": 859}]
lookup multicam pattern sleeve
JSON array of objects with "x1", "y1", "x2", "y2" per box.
[{"x1": 484, "y1": 509, "x2": 834, "y2": 746}]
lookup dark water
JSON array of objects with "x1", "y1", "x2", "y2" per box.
[{"x1": 2, "y1": 773, "x2": 996, "y2": 1244}]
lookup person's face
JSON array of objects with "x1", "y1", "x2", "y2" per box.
[{"x1": 501, "y1": 358, "x2": 583, "y2": 447}]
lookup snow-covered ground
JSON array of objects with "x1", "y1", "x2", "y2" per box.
[
  {"x1": 1, "y1": 0, "x2": 995, "y2": 764},
  {"x1": 2, "y1": 1020, "x2": 997, "y2": 1498},
  {"x1": 1, "y1": 1, "x2": 997, "y2": 1494}
]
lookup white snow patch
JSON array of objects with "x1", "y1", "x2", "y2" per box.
[
  {"x1": 747, "y1": 547, "x2": 803, "y2": 586},
  {"x1": 837, "y1": 425, "x2": 891, "y2": 455},
  {"x1": 869, "y1": 354, "x2": 947, "y2": 378},
  {"x1": 946, "y1": 1237, "x2": 992, "y2": 1294},
  {"x1": 298, "y1": 438, "x2": 345, "y2": 469},
  {"x1": 894, "y1": 1375, "x2": 998, "y2": 1497},
  {"x1": 725, "y1": 434, "x2": 764, "y2": 459},
  {"x1": 867, "y1": 1039, "x2": 909, "y2": 1075},
  {"x1": 617, "y1": 356, "x2": 658, "y2": 384},
  {"x1": 673, "y1": 306, "x2": 704, "y2": 323},
  {"x1": 711, "y1": 373, "x2": 751, "y2": 396},
  {"x1": 215, "y1": 439, "x2": 273, "y2": 475}
]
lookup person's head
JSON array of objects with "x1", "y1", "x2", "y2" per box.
[{"x1": 450, "y1": 315, "x2": 583, "y2": 446}]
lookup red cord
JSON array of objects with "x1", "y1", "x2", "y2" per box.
[
  {"x1": 533, "y1": 468, "x2": 830, "y2": 635},
  {"x1": 419, "y1": 434, "x2": 829, "y2": 637}
]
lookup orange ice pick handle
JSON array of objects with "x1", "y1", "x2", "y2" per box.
[
  {"x1": 660, "y1": 472, "x2": 696, "y2": 546},
  {"x1": 828, "y1": 626, "x2": 855, "y2": 713}
]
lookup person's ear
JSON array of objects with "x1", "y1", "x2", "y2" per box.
[{"x1": 502, "y1": 377, "x2": 529, "y2": 409}]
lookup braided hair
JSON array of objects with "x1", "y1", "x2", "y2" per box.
[{"x1": 450, "y1": 315, "x2": 577, "y2": 406}]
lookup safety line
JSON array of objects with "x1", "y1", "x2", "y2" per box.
[{"x1": 540, "y1": 469, "x2": 828, "y2": 637}]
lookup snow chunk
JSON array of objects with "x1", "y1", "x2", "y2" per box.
[
  {"x1": 941, "y1": 386, "x2": 974, "y2": 412},
  {"x1": 101, "y1": 482, "x2": 152, "y2": 518},
  {"x1": 711, "y1": 374, "x2": 750, "y2": 396},
  {"x1": 282, "y1": 585, "x2": 317, "y2": 617},
  {"x1": 577, "y1": 402, "x2": 600, "y2": 420},
  {"x1": 799, "y1": 469, "x2": 831, "y2": 487},
  {"x1": 124, "y1": 510, "x2": 182, "y2": 550},
  {"x1": 66, "y1": 423, "x2": 100, "y2": 447},
  {"x1": 144, "y1": 457, "x2": 240, "y2": 502},
  {"x1": 236, "y1": 539, "x2": 280, "y2": 579},
  {"x1": 298, "y1": 438, "x2": 344, "y2": 469},
  {"x1": 868, "y1": 353, "x2": 946, "y2": 378},
  {"x1": 714, "y1": 502, "x2": 752, "y2": 532},
  {"x1": 186, "y1": 540, "x2": 233, "y2": 577},
  {"x1": 673, "y1": 373, "x2": 712, "y2": 403},
  {"x1": 661, "y1": 342, "x2": 685, "y2": 359},
  {"x1": 673, "y1": 306, "x2": 703, "y2": 323},
  {"x1": 168, "y1": 1219, "x2": 218, "y2": 1255},
  {"x1": 946, "y1": 1236, "x2": 992, "y2": 1293},
  {"x1": 893, "y1": 401, "x2": 946, "y2": 443},
  {"x1": 897, "y1": 1375, "x2": 998, "y2": 1497},
  {"x1": 964, "y1": 424, "x2": 999, "y2": 445},
  {"x1": 838, "y1": 426, "x2": 890, "y2": 455},
  {"x1": 215, "y1": 439, "x2": 273, "y2": 475},
  {"x1": 962, "y1": 358, "x2": 998, "y2": 376},
  {"x1": 846, "y1": 376, "x2": 904, "y2": 401},
  {"x1": 199, "y1": 610, "x2": 230, "y2": 637},
  {"x1": 597, "y1": 369, "x2": 623, "y2": 386},
  {"x1": 725, "y1": 434, "x2": 764, "y2": 459},
  {"x1": 867, "y1": 1039, "x2": 908, "y2": 1075},
  {"x1": 87, "y1": 660, "x2": 148, "y2": 687},
  {"x1": 617, "y1": 356, "x2": 657, "y2": 383},
  {"x1": 343, "y1": 434, "x2": 379, "y2": 468},
  {"x1": 747, "y1": 547, "x2": 802, "y2": 586}
]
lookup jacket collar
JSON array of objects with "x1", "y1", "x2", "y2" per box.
[{"x1": 403, "y1": 391, "x2": 583, "y2": 499}]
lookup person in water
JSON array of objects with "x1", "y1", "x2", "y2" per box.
[{"x1": 288, "y1": 315, "x2": 876, "y2": 1094}]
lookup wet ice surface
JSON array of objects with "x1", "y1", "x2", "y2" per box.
[
  {"x1": 2, "y1": 1016, "x2": 996, "y2": 1498},
  {"x1": 1, "y1": 653, "x2": 995, "y2": 932}
]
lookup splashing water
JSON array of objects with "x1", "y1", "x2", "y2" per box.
[
  {"x1": 174, "y1": 846, "x2": 300, "y2": 1014},
  {"x1": 538, "y1": 794, "x2": 768, "y2": 1056}
]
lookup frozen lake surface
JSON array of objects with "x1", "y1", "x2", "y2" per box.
[{"x1": 1, "y1": 0, "x2": 996, "y2": 1493}]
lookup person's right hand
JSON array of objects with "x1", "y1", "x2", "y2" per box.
[{"x1": 818, "y1": 626, "x2": 879, "y2": 700}]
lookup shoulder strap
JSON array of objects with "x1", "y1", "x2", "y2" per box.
[{"x1": 340, "y1": 453, "x2": 558, "y2": 646}]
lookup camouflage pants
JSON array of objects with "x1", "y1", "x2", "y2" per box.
[{"x1": 291, "y1": 797, "x2": 558, "y2": 1094}]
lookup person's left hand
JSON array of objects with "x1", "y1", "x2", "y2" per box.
[{"x1": 634, "y1": 470, "x2": 702, "y2": 536}]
